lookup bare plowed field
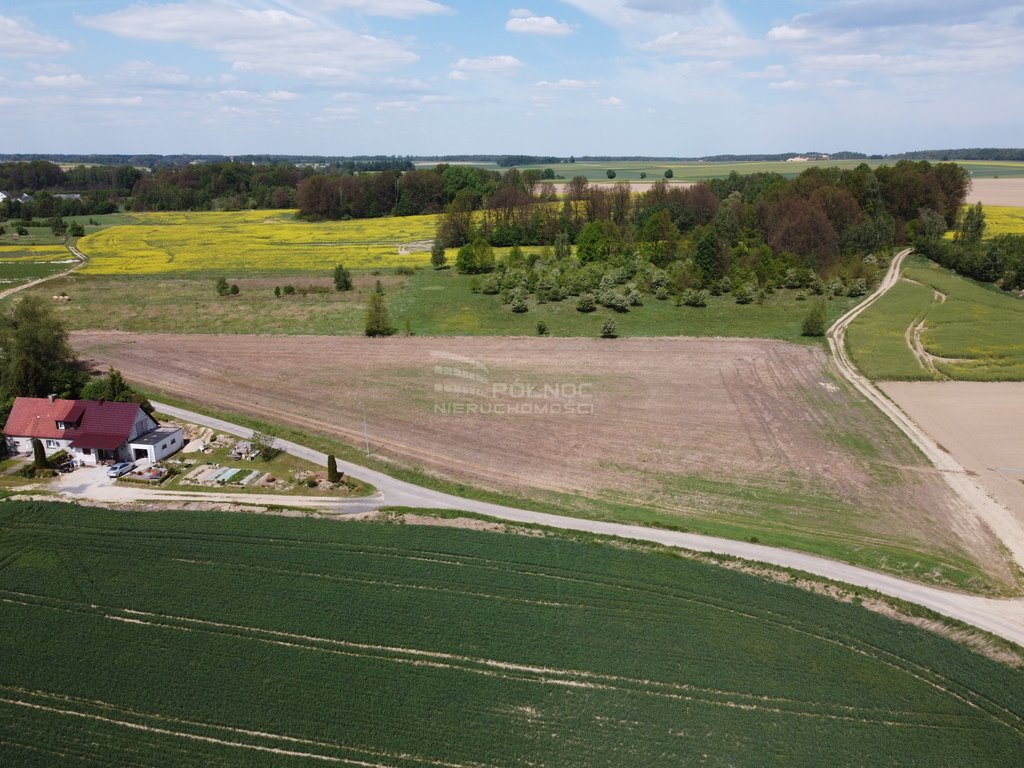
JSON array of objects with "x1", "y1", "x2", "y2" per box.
[
  {"x1": 967, "y1": 179, "x2": 1024, "y2": 206},
  {"x1": 881, "y1": 382, "x2": 1024, "y2": 518},
  {"x1": 73, "y1": 331, "x2": 1015, "y2": 589}
]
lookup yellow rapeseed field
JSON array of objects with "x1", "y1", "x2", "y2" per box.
[
  {"x1": 78, "y1": 210, "x2": 441, "y2": 275},
  {"x1": 0, "y1": 245, "x2": 76, "y2": 261},
  {"x1": 982, "y1": 205, "x2": 1024, "y2": 237}
]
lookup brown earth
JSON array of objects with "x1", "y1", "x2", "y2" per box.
[
  {"x1": 966, "y1": 179, "x2": 1024, "y2": 206},
  {"x1": 880, "y1": 382, "x2": 1024, "y2": 518},
  {"x1": 72, "y1": 331, "x2": 1013, "y2": 586}
]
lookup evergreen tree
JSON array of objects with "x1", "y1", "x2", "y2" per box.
[
  {"x1": 430, "y1": 239, "x2": 447, "y2": 270},
  {"x1": 326, "y1": 454, "x2": 340, "y2": 483},
  {"x1": 333, "y1": 264, "x2": 353, "y2": 291},
  {"x1": 801, "y1": 300, "x2": 827, "y2": 337},
  {"x1": 32, "y1": 438, "x2": 46, "y2": 468},
  {"x1": 365, "y1": 281, "x2": 395, "y2": 337}
]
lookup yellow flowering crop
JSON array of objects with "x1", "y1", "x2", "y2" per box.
[
  {"x1": 982, "y1": 205, "x2": 1024, "y2": 237},
  {"x1": 0, "y1": 245, "x2": 76, "y2": 262},
  {"x1": 78, "y1": 210, "x2": 441, "y2": 275}
]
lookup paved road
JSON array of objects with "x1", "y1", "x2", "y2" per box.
[
  {"x1": 0, "y1": 242, "x2": 86, "y2": 301},
  {"x1": 142, "y1": 400, "x2": 1024, "y2": 646}
]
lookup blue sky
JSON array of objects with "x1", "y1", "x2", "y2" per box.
[{"x1": 2, "y1": 0, "x2": 1023, "y2": 155}]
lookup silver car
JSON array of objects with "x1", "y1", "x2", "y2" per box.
[{"x1": 106, "y1": 462, "x2": 135, "y2": 478}]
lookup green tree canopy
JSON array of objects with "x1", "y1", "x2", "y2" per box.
[{"x1": 0, "y1": 296, "x2": 81, "y2": 401}]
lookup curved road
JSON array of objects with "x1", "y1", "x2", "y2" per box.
[
  {"x1": 127, "y1": 398, "x2": 1024, "y2": 647},
  {"x1": 50, "y1": 245, "x2": 1024, "y2": 646},
  {"x1": 0, "y1": 242, "x2": 86, "y2": 301}
]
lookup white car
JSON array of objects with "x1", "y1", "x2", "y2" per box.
[{"x1": 107, "y1": 462, "x2": 135, "y2": 478}]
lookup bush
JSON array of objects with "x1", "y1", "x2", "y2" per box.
[
  {"x1": 626, "y1": 288, "x2": 643, "y2": 307},
  {"x1": 600, "y1": 317, "x2": 617, "y2": 338},
  {"x1": 664, "y1": 169, "x2": 674, "y2": 179},
  {"x1": 479, "y1": 275, "x2": 501, "y2": 294},
  {"x1": 333, "y1": 264, "x2": 353, "y2": 291},
  {"x1": 229, "y1": 283, "x2": 239, "y2": 295},
  {"x1": 801, "y1": 300, "x2": 827, "y2": 336},
  {"x1": 510, "y1": 296, "x2": 528, "y2": 313},
  {"x1": 846, "y1": 277, "x2": 868, "y2": 297},
  {"x1": 576, "y1": 294, "x2": 596, "y2": 313},
  {"x1": 654, "y1": 285, "x2": 669, "y2": 300},
  {"x1": 536, "y1": 321, "x2": 548, "y2": 336},
  {"x1": 283, "y1": 284, "x2": 295, "y2": 295},
  {"x1": 274, "y1": 286, "x2": 281, "y2": 298},
  {"x1": 681, "y1": 288, "x2": 708, "y2": 307},
  {"x1": 734, "y1": 282, "x2": 757, "y2": 304}
]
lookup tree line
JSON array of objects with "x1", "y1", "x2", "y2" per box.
[{"x1": 915, "y1": 203, "x2": 1024, "y2": 291}]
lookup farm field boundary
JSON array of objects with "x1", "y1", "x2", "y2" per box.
[{"x1": 2, "y1": 500, "x2": 1024, "y2": 766}]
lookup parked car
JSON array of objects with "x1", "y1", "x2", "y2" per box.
[{"x1": 106, "y1": 462, "x2": 135, "y2": 478}]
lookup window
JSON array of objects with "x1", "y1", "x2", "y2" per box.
[
  {"x1": 46, "y1": 440, "x2": 59, "y2": 448},
  {"x1": 81, "y1": 448, "x2": 91, "y2": 455},
  {"x1": 160, "y1": 442, "x2": 167, "y2": 450}
]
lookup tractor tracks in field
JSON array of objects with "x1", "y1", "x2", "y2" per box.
[
  {"x1": 0, "y1": 242, "x2": 86, "y2": 302},
  {"x1": 827, "y1": 250, "x2": 1024, "y2": 575}
]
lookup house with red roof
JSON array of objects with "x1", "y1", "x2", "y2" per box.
[{"x1": 3, "y1": 396, "x2": 184, "y2": 466}]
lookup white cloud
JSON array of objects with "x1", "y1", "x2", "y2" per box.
[
  {"x1": 452, "y1": 55, "x2": 524, "y2": 71},
  {"x1": 0, "y1": 15, "x2": 72, "y2": 58},
  {"x1": 641, "y1": 28, "x2": 762, "y2": 57},
  {"x1": 506, "y1": 10, "x2": 573, "y2": 36},
  {"x1": 376, "y1": 100, "x2": 418, "y2": 111},
  {"x1": 766, "y1": 25, "x2": 808, "y2": 42},
  {"x1": 448, "y1": 70, "x2": 468, "y2": 80},
  {"x1": 80, "y1": 2, "x2": 418, "y2": 81},
  {"x1": 317, "y1": 0, "x2": 452, "y2": 18},
  {"x1": 33, "y1": 74, "x2": 93, "y2": 88},
  {"x1": 826, "y1": 79, "x2": 856, "y2": 88},
  {"x1": 598, "y1": 95, "x2": 624, "y2": 106},
  {"x1": 114, "y1": 60, "x2": 191, "y2": 86},
  {"x1": 535, "y1": 78, "x2": 592, "y2": 89},
  {"x1": 85, "y1": 96, "x2": 144, "y2": 106},
  {"x1": 268, "y1": 90, "x2": 300, "y2": 101},
  {"x1": 314, "y1": 106, "x2": 360, "y2": 122},
  {"x1": 768, "y1": 79, "x2": 808, "y2": 90},
  {"x1": 744, "y1": 64, "x2": 787, "y2": 79}
]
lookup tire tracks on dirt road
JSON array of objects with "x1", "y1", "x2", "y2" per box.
[{"x1": 827, "y1": 249, "x2": 1024, "y2": 572}]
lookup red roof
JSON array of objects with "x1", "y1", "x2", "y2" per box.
[{"x1": 4, "y1": 397, "x2": 148, "y2": 447}]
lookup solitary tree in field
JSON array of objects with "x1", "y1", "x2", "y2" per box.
[
  {"x1": 365, "y1": 281, "x2": 395, "y2": 337},
  {"x1": 600, "y1": 317, "x2": 617, "y2": 338},
  {"x1": 333, "y1": 264, "x2": 353, "y2": 291},
  {"x1": 664, "y1": 169, "x2": 674, "y2": 179},
  {"x1": 606, "y1": 170, "x2": 616, "y2": 179},
  {"x1": 430, "y1": 239, "x2": 447, "y2": 270},
  {"x1": 801, "y1": 300, "x2": 827, "y2": 337}
]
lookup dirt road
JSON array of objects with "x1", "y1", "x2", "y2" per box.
[
  {"x1": 828, "y1": 250, "x2": 1024, "y2": 570},
  {"x1": 0, "y1": 243, "x2": 86, "y2": 302},
  {"x1": 121, "y1": 400, "x2": 1024, "y2": 648}
]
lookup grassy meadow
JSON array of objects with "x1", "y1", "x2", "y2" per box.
[
  {"x1": 35, "y1": 265, "x2": 855, "y2": 341},
  {"x1": 2, "y1": 500, "x2": 1023, "y2": 767},
  {"x1": 0, "y1": 244, "x2": 79, "y2": 288},
  {"x1": 848, "y1": 255, "x2": 1024, "y2": 380}
]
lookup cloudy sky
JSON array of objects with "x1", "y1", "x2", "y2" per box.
[{"x1": 2, "y1": 0, "x2": 1023, "y2": 155}]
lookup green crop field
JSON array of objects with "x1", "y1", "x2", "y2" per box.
[
  {"x1": 848, "y1": 255, "x2": 1024, "y2": 381},
  {"x1": 442, "y1": 159, "x2": 1024, "y2": 184},
  {"x1": 2, "y1": 500, "x2": 1022, "y2": 767}
]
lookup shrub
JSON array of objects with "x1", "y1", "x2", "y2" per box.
[
  {"x1": 274, "y1": 286, "x2": 281, "y2": 298},
  {"x1": 333, "y1": 264, "x2": 353, "y2": 291},
  {"x1": 283, "y1": 284, "x2": 295, "y2": 295},
  {"x1": 326, "y1": 454, "x2": 340, "y2": 483},
  {"x1": 664, "y1": 169, "x2": 674, "y2": 179},
  {"x1": 654, "y1": 285, "x2": 669, "y2": 300},
  {"x1": 626, "y1": 288, "x2": 643, "y2": 307},
  {"x1": 734, "y1": 282, "x2": 757, "y2": 304},
  {"x1": 801, "y1": 300, "x2": 827, "y2": 336},
  {"x1": 510, "y1": 296, "x2": 528, "y2": 313},
  {"x1": 600, "y1": 317, "x2": 617, "y2": 338},
  {"x1": 576, "y1": 294, "x2": 596, "y2": 313},
  {"x1": 229, "y1": 283, "x2": 239, "y2": 295},
  {"x1": 536, "y1": 321, "x2": 548, "y2": 336},
  {"x1": 681, "y1": 288, "x2": 708, "y2": 307},
  {"x1": 846, "y1": 277, "x2": 868, "y2": 297},
  {"x1": 215, "y1": 277, "x2": 230, "y2": 296},
  {"x1": 32, "y1": 439, "x2": 46, "y2": 469},
  {"x1": 479, "y1": 275, "x2": 501, "y2": 295}
]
